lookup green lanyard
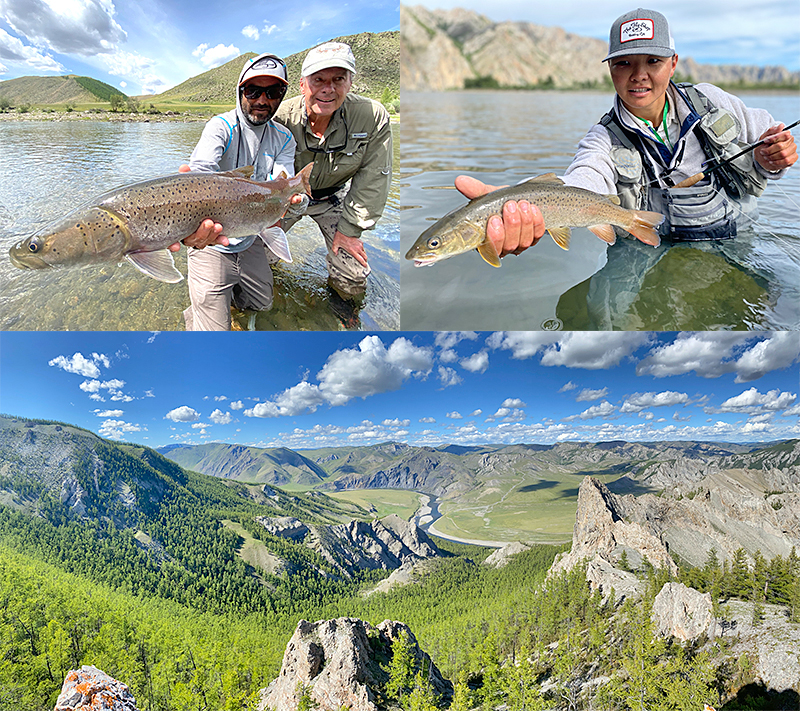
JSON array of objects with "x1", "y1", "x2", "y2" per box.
[{"x1": 640, "y1": 99, "x2": 673, "y2": 152}]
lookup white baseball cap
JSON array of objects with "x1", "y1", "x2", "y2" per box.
[{"x1": 301, "y1": 42, "x2": 357, "y2": 77}]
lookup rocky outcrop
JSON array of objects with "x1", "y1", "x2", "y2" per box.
[
  {"x1": 652, "y1": 583, "x2": 715, "y2": 642},
  {"x1": 55, "y1": 666, "x2": 138, "y2": 711},
  {"x1": 257, "y1": 618, "x2": 452, "y2": 711},
  {"x1": 483, "y1": 541, "x2": 532, "y2": 568},
  {"x1": 550, "y1": 477, "x2": 679, "y2": 586},
  {"x1": 401, "y1": 5, "x2": 800, "y2": 92},
  {"x1": 255, "y1": 516, "x2": 310, "y2": 541},
  {"x1": 306, "y1": 515, "x2": 442, "y2": 577},
  {"x1": 585, "y1": 555, "x2": 643, "y2": 603}
]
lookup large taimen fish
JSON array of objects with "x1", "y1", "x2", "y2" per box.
[
  {"x1": 9, "y1": 164, "x2": 313, "y2": 283},
  {"x1": 405, "y1": 173, "x2": 664, "y2": 267}
]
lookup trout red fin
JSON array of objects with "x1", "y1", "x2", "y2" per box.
[
  {"x1": 477, "y1": 236, "x2": 501, "y2": 267},
  {"x1": 626, "y1": 210, "x2": 664, "y2": 247},
  {"x1": 548, "y1": 226, "x2": 571, "y2": 250},
  {"x1": 588, "y1": 224, "x2": 616, "y2": 245}
]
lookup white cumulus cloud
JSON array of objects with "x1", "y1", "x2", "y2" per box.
[
  {"x1": 165, "y1": 406, "x2": 201, "y2": 422},
  {"x1": 461, "y1": 350, "x2": 489, "y2": 373},
  {"x1": 49, "y1": 352, "x2": 108, "y2": 378},
  {"x1": 210, "y1": 409, "x2": 232, "y2": 425},
  {"x1": 713, "y1": 388, "x2": 796, "y2": 415},
  {"x1": 576, "y1": 387, "x2": 609, "y2": 402},
  {"x1": 620, "y1": 391, "x2": 690, "y2": 413},
  {"x1": 193, "y1": 43, "x2": 240, "y2": 69}
]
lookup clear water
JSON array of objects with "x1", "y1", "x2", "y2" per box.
[
  {"x1": 0, "y1": 120, "x2": 399, "y2": 331},
  {"x1": 400, "y1": 90, "x2": 800, "y2": 331}
]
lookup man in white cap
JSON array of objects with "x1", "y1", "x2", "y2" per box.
[
  {"x1": 176, "y1": 53, "x2": 301, "y2": 330},
  {"x1": 275, "y1": 41, "x2": 393, "y2": 309}
]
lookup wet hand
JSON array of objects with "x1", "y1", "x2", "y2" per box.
[
  {"x1": 332, "y1": 231, "x2": 368, "y2": 267},
  {"x1": 755, "y1": 124, "x2": 798, "y2": 172},
  {"x1": 455, "y1": 175, "x2": 545, "y2": 257},
  {"x1": 168, "y1": 165, "x2": 229, "y2": 251}
]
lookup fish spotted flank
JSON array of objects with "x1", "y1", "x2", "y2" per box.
[
  {"x1": 405, "y1": 173, "x2": 664, "y2": 267},
  {"x1": 9, "y1": 164, "x2": 313, "y2": 283}
]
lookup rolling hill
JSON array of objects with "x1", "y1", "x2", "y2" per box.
[
  {"x1": 0, "y1": 74, "x2": 126, "y2": 106},
  {"x1": 147, "y1": 30, "x2": 399, "y2": 104}
]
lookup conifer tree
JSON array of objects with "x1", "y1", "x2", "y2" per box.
[{"x1": 386, "y1": 630, "x2": 416, "y2": 703}]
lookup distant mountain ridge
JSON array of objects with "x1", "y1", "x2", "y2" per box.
[
  {"x1": 401, "y1": 4, "x2": 800, "y2": 91},
  {"x1": 160, "y1": 438, "x2": 800, "y2": 496}
]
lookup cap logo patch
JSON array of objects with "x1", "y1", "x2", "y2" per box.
[{"x1": 620, "y1": 18, "x2": 654, "y2": 43}]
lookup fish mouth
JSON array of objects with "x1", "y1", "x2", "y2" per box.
[
  {"x1": 412, "y1": 258, "x2": 437, "y2": 268},
  {"x1": 8, "y1": 245, "x2": 51, "y2": 270}
]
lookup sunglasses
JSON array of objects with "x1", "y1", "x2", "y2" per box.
[{"x1": 241, "y1": 84, "x2": 287, "y2": 101}]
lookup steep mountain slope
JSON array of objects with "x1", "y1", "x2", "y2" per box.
[{"x1": 163, "y1": 442, "x2": 328, "y2": 484}]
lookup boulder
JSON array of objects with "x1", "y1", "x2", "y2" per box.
[
  {"x1": 652, "y1": 582, "x2": 714, "y2": 642},
  {"x1": 483, "y1": 541, "x2": 532, "y2": 568},
  {"x1": 585, "y1": 554, "x2": 643, "y2": 603},
  {"x1": 257, "y1": 618, "x2": 451, "y2": 711},
  {"x1": 54, "y1": 666, "x2": 138, "y2": 711}
]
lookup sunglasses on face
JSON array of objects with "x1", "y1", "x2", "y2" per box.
[{"x1": 241, "y1": 84, "x2": 287, "y2": 101}]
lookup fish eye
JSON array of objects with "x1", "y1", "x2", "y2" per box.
[
  {"x1": 428, "y1": 238, "x2": 440, "y2": 248},
  {"x1": 28, "y1": 239, "x2": 41, "y2": 253}
]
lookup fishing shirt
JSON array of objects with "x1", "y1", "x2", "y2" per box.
[
  {"x1": 188, "y1": 105, "x2": 296, "y2": 253},
  {"x1": 275, "y1": 93, "x2": 393, "y2": 239},
  {"x1": 561, "y1": 83, "x2": 787, "y2": 195}
]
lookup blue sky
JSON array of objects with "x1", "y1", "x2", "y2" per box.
[
  {"x1": 410, "y1": 1, "x2": 800, "y2": 71},
  {"x1": 1, "y1": 331, "x2": 797, "y2": 450},
  {"x1": 0, "y1": 0, "x2": 399, "y2": 94}
]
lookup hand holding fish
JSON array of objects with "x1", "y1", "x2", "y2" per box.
[
  {"x1": 754, "y1": 124, "x2": 798, "y2": 172},
  {"x1": 455, "y1": 175, "x2": 545, "y2": 257},
  {"x1": 332, "y1": 231, "x2": 369, "y2": 268}
]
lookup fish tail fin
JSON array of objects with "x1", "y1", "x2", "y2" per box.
[{"x1": 626, "y1": 210, "x2": 664, "y2": 247}]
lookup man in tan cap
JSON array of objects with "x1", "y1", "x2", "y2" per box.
[{"x1": 275, "y1": 41, "x2": 393, "y2": 311}]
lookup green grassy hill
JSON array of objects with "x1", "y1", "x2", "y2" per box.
[
  {"x1": 0, "y1": 74, "x2": 125, "y2": 106},
  {"x1": 148, "y1": 30, "x2": 399, "y2": 105}
]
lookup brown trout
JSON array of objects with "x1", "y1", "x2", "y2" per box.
[
  {"x1": 9, "y1": 163, "x2": 313, "y2": 283},
  {"x1": 405, "y1": 173, "x2": 664, "y2": 267}
]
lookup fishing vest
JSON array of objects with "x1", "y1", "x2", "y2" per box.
[{"x1": 601, "y1": 82, "x2": 766, "y2": 241}]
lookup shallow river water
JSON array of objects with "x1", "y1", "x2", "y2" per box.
[
  {"x1": 401, "y1": 90, "x2": 800, "y2": 331},
  {"x1": 0, "y1": 120, "x2": 399, "y2": 331}
]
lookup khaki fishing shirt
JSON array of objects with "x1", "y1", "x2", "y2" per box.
[{"x1": 275, "y1": 93, "x2": 392, "y2": 239}]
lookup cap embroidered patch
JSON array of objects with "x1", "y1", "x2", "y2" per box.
[{"x1": 620, "y1": 18, "x2": 654, "y2": 43}]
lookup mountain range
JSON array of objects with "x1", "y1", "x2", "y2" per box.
[
  {"x1": 160, "y1": 438, "x2": 800, "y2": 496},
  {"x1": 401, "y1": 5, "x2": 800, "y2": 91}
]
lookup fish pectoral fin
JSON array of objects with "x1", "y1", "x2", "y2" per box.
[
  {"x1": 220, "y1": 165, "x2": 255, "y2": 179},
  {"x1": 526, "y1": 173, "x2": 564, "y2": 185},
  {"x1": 260, "y1": 226, "x2": 293, "y2": 263},
  {"x1": 547, "y1": 226, "x2": 571, "y2": 250},
  {"x1": 477, "y1": 237, "x2": 501, "y2": 267},
  {"x1": 588, "y1": 224, "x2": 617, "y2": 245},
  {"x1": 125, "y1": 249, "x2": 184, "y2": 283}
]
